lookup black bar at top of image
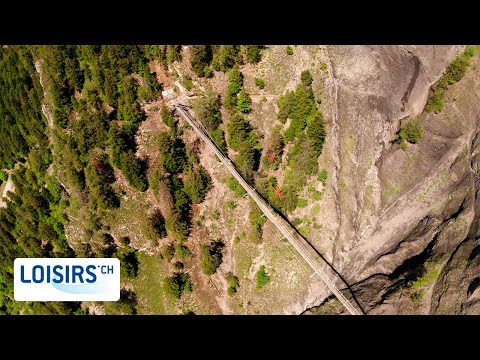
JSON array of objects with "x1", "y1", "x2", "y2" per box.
[{"x1": 1, "y1": 5, "x2": 478, "y2": 45}]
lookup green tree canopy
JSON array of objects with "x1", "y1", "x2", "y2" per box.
[
  {"x1": 200, "y1": 240, "x2": 224, "y2": 275},
  {"x1": 189, "y1": 45, "x2": 212, "y2": 77},
  {"x1": 237, "y1": 89, "x2": 252, "y2": 114},
  {"x1": 227, "y1": 65, "x2": 244, "y2": 96}
]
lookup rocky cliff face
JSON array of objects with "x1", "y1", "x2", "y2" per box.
[{"x1": 301, "y1": 45, "x2": 480, "y2": 314}]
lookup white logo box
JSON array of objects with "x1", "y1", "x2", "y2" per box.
[{"x1": 14, "y1": 258, "x2": 120, "y2": 301}]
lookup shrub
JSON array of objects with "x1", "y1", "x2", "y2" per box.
[
  {"x1": 277, "y1": 90, "x2": 295, "y2": 123},
  {"x1": 161, "y1": 242, "x2": 175, "y2": 262},
  {"x1": 301, "y1": 70, "x2": 313, "y2": 87},
  {"x1": 225, "y1": 272, "x2": 240, "y2": 296},
  {"x1": 320, "y1": 62, "x2": 328, "y2": 74},
  {"x1": 183, "y1": 77, "x2": 193, "y2": 91},
  {"x1": 291, "y1": 218, "x2": 303, "y2": 226},
  {"x1": 203, "y1": 66, "x2": 213, "y2": 78},
  {"x1": 246, "y1": 45, "x2": 264, "y2": 63},
  {"x1": 183, "y1": 166, "x2": 211, "y2": 204},
  {"x1": 256, "y1": 265, "x2": 270, "y2": 289},
  {"x1": 192, "y1": 91, "x2": 222, "y2": 132},
  {"x1": 297, "y1": 198, "x2": 308, "y2": 207},
  {"x1": 286, "y1": 46, "x2": 293, "y2": 55},
  {"x1": 0, "y1": 171, "x2": 7, "y2": 182},
  {"x1": 425, "y1": 88, "x2": 445, "y2": 113},
  {"x1": 263, "y1": 127, "x2": 284, "y2": 170},
  {"x1": 73, "y1": 308, "x2": 88, "y2": 315},
  {"x1": 227, "y1": 65, "x2": 243, "y2": 96},
  {"x1": 148, "y1": 209, "x2": 166, "y2": 238},
  {"x1": 200, "y1": 240, "x2": 224, "y2": 275},
  {"x1": 120, "y1": 236, "x2": 130, "y2": 246},
  {"x1": 398, "y1": 117, "x2": 424, "y2": 145},
  {"x1": 425, "y1": 47, "x2": 475, "y2": 113},
  {"x1": 255, "y1": 78, "x2": 265, "y2": 90},
  {"x1": 118, "y1": 249, "x2": 139, "y2": 279},
  {"x1": 175, "y1": 243, "x2": 191, "y2": 259},
  {"x1": 163, "y1": 272, "x2": 192, "y2": 299},
  {"x1": 318, "y1": 169, "x2": 328, "y2": 185},
  {"x1": 309, "y1": 186, "x2": 322, "y2": 201},
  {"x1": 100, "y1": 233, "x2": 117, "y2": 258},
  {"x1": 106, "y1": 288, "x2": 137, "y2": 314}
]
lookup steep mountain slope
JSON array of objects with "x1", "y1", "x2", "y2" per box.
[
  {"x1": 190, "y1": 45, "x2": 480, "y2": 314},
  {"x1": 1, "y1": 45, "x2": 479, "y2": 315}
]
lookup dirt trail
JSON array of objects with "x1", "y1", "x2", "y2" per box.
[
  {"x1": 34, "y1": 60, "x2": 54, "y2": 129},
  {"x1": 0, "y1": 176, "x2": 14, "y2": 208}
]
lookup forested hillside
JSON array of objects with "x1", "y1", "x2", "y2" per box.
[
  {"x1": 0, "y1": 46, "x2": 77, "y2": 314},
  {"x1": 0, "y1": 45, "x2": 330, "y2": 315}
]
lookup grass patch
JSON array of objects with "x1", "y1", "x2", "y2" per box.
[
  {"x1": 312, "y1": 204, "x2": 320, "y2": 216},
  {"x1": 129, "y1": 252, "x2": 173, "y2": 314},
  {"x1": 309, "y1": 186, "x2": 322, "y2": 201},
  {"x1": 106, "y1": 192, "x2": 153, "y2": 247},
  {"x1": 409, "y1": 268, "x2": 439, "y2": 289},
  {"x1": 299, "y1": 225, "x2": 310, "y2": 237},
  {"x1": 183, "y1": 77, "x2": 194, "y2": 91},
  {"x1": 417, "y1": 192, "x2": 426, "y2": 201},
  {"x1": 320, "y1": 62, "x2": 328, "y2": 75},
  {"x1": 256, "y1": 265, "x2": 270, "y2": 289},
  {"x1": 226, "y1": 177, "x2": 246, "y2": 197},
  {"x1": 233, "y1": 236, "x2": 240, "y2": 246},
  {"x1": 431, "y1": 169, "x2": 449, "y2": 188},
  {"x1": 385, "y1": 182, "x2": 403, "y2": 198},
  {"x1": 291, "y1": 218, "x2": 302, "y2": 226},
  {"x1": 298, "y1": 217, "x2": 312, "y2": 237},
  {"x1": 318, "y1": 169, "x2": 328, "y2": 185},
  {"x1": 236, "y1": 246, "x2": 254, "y2": 278},
  {"x1": 296, "y1": 198, "x2": 308, "y2": 207},
  {"x1": 249, "y1": 200, "x2": 266, "y2": 243}
]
